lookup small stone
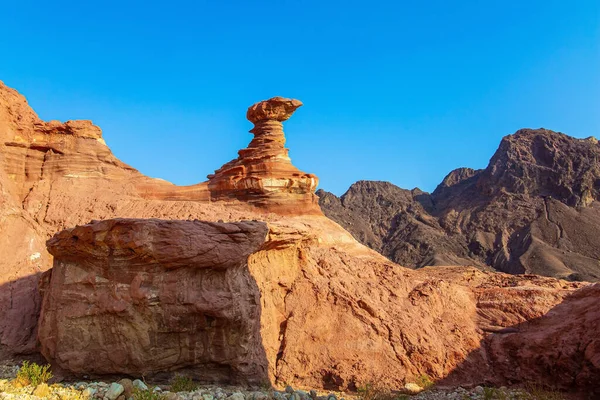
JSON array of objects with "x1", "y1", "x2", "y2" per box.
[
  {"x1": 404, "y1": 383, "x2": 423, "y2": 394},
  {"x1": 105, "y1": 382, "x2": 125, "y2": 400},
  {"x1": 228, "y1": 392, "x2": 245, "y2": 400},
  {"x1": 154, "y1": 386, "x2": 163, "y2": 392},
  {"x1": 76, "y1": 382, "x2": 88, "y2": 390},
  {"x1": 474, "y1": 386, "x2": 484, "y2": 395},
  {"x1": 297, "y1": 391, "x2": 310, "y2": 400},
  {"x1": 32, "y1": 383, "x2": 51, "y2": 398},
  {"x1": 285, "y1": 386, "x2": 294, "y2": 394},
  {"x1": 309, "y1": 390, "x2": 317, "y2": 400},
  {"x1": 273, "y1": 392, "x2": 284, "y2": 400},
  {"x1": 116, "y1": 395, "x2": 126, "y2": 400},
  {"x1": 252, "y1": 392, "x2": 268, "y2": 400},
  {"x1": 203, "y1": 393, "x2": 215, "y2": 400},
  {"x1": 132, "y1": 379, "x2": 148, "y2": 391},
  {"x1": 83, "y1": 387, "x2": 97, "y2": 398},
  {"x1": 118, "y1": 379, "x2": 134, "y2": 398},
  {"x1": 290, "y1": 393, "x2": 301, "y2": 400}
]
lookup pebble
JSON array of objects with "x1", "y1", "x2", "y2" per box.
[
  {"x1": 105, "y1": 382, "x2": 125, "y2": 400},
  {"x1": 251, "y1": 391, "x2": 268, "y2": 400},
  {"x1": 133, "y1": 379, "x2": 148, "y2": 391},
  {"x1": 228, "y1": 392, "x2": 245, "y2": 400},
  {"x1": 404, "y1": 382, "x2": 424, "y2": 394},
  {"x1": 285, "y1": 385, "x2": 294, "y2": 394}
]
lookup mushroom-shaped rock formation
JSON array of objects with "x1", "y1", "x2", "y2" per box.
[{"x1": 208, "y1": 97, "x2": 320, "y2": 214}]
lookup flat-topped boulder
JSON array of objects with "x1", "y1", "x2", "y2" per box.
[{"x1": 38, "y1": 219, "x2": 269, "y2": 381}]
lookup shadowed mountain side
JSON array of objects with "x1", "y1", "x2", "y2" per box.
[
  {"x1": 318, "y1": 129, "x2": 600, "y2": 281},
  {"x1": 440, "y1": 282, "x2": 600, "y2": 397}
]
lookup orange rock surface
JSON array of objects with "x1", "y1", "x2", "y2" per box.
[
  {"x1": 208, "y1": 97, "x2": 320, "y2": 214},
  {"x1": 1, "y1": 81, "x2": 599, "y2": 394}
]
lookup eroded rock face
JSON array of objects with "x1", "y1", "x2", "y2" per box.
[
  {"x1": 39, "y1": 219, "x2": 269, "y2": 381},
  {"x1": 208, "y1": 97, "x2": 320, "y2": 214},
  {"x1": 38, "y1": 216, "x2": 598, "y2": 393},
  {"x1": 0, "y1": 81, "x2": 319, "y2": 358},
  {"x1": 3, "y1": 81, "x2": 600, "y2": 394}
]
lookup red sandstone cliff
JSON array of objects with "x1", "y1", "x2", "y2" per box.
[{"x1": 0, "y1": 81, "x2": 598, "y2": 394}]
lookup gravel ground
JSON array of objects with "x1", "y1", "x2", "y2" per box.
[{"x1": 0, "y1": 361, "x2": 572, "y2": 400}]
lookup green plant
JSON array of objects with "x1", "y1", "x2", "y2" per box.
[
  {"x1": 13, "y1": 361, "x2": 53, "y2": 387},
  {"x1": 414, "y1": 374, "x2": 434, "y2": 390},
  {"x1": 170, "y1": 375, "x2": 198, "y2": 392},
  {"x1": 133, "y1": 387, "x2": 166, "y2": 400},
  {"x1": 356, "y1": 383, "x2": 398, "y2": 400},
  {"x1": 522, "y1": 384, "x2": 564, "y2": 400},
  {"x1": 483, "y1": 387, "x2": 508, "y2": 400}
]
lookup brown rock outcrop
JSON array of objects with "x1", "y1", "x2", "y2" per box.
[
  {"x1": 208, "y1": 97, "x2": 319, "y2": 214},
  {"x1": 0, "y1": 82, "x2": 318, "y2": 358},
  {"x1": 39, "y1": 219, "x2": 268, "y2": 381},
  {"x1": 318, "y1": 129, "x2": 600, "y2": 281},
  {"x1": 38, "y1": 217, "x2": 598, "y2": 393}
]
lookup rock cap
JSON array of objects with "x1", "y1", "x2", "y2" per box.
[{"x1": 246, "y1": 97, "x2": 303, "y2": 124}]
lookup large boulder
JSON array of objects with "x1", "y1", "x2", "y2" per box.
[{"x1": 38, "y1": 219, "x2": 269, "y2": 382}]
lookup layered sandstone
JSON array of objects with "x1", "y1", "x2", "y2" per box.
[
  {"x1": 208, "y1": 97, "x2": 319, "y2": 214},
  {"x1": 0, "y1": 82, "x2": 318, "y2": 358},
  {"x1": 1, "y1": 81, "x2": 599, "y2": 394},
  {"x1": 37, "y1": 217, "x2": 599, "y2": 393},
  {"x1": 39, "y1": 219, "x2": 268, "y2": 382}
]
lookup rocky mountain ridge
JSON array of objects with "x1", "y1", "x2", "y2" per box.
[{"x1": 318, "y1": 129, "x2": 600, "y2": 282}]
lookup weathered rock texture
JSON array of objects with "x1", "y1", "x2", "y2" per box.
[
  {"x1": 39, "y1": 219, "x2": 269, "y2": 382},
  {"x1": 38, "y1": 217, "x2": 599, "y2": 393},
  {"x1": 0, "y1": 81, "x2": 318, "y2": 359},
  {"x1": 208, "y1": 97, "x2": 320, "y2": 214},
  {"x1": 318, "y1": 129, "x2": 600, "y2": 282},
  {"x1": 1, "y1": 81, "x2": 599, "y2": 394}
]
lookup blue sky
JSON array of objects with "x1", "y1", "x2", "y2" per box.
[{"x1": 2, "y1": 0, "x2": 599, "y2": 195}]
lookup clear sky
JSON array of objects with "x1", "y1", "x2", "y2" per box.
[{"x1": 2, "y1": 1, "x2": 599, "y2": 195}]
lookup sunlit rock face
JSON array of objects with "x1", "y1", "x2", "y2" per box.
[
  {"x1": 38, "y1": 219, "x2": 269, "y2": 383},
  {"x1": 0, "y1": 82, "x2": 321, "y2": 359},
  {"x1": 3, "y1": 81, "x2": 600, "y2": 395},
  {"x1": 208, "y1": 97, "x2": 320, "y2": 214}
]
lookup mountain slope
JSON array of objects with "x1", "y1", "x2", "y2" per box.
[{"x1": 318, "y1": 129, "x2": 600, "y2": 281}]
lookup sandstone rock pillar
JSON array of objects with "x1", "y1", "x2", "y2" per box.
[{"x1": 208, "y1": 97, "x2": 320, "y2": 214}]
